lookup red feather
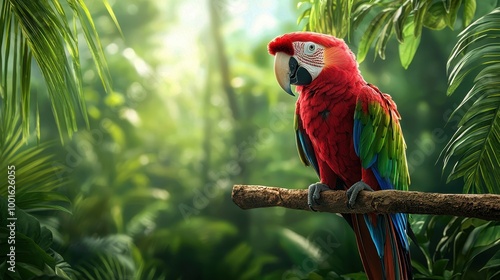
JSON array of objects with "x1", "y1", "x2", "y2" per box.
[{"x1": 268, "y1": 32, "x2": 346, "y2": 56}]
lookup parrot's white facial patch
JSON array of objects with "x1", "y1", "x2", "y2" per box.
[{"x1": 293, "y1": 41, "x2": 325, "y2": 81}]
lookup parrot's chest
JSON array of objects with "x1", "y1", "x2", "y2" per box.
[{"x1": 298, "y1": 91, "x2": 360, "y2": 180}]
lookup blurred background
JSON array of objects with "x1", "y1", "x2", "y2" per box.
[{"x1": 2, "y1": 0, "x2": 499, "y2": 279}]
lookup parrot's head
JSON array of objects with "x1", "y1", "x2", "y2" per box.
[{"x1": 268, "y1": 32, "x2": 359, "y2": 96}]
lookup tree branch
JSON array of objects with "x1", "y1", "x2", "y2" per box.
[{"x1": 232, "y1": 185, "x2": 500, "y2": 221}]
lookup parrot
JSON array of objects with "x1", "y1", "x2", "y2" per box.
[{"x1": 268, "y1": 32, "x2": 412, "y2": 279}]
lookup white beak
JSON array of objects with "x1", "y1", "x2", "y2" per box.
[{"x1": 273, "y1": 52, "x2": 294, "y2": 96}]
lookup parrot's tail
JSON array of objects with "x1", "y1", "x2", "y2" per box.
[{"x1": 351, "y1": 213, "x2": 412, "y2": 280}]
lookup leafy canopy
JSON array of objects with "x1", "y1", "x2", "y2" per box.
[
  {"x1": 298, "y1": 0, "x2": 477, "y2": 68},
  {"x1": 0, "y1": 0, "x2": 118, "y2": 141}
]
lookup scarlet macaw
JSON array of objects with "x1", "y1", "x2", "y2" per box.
[{"x1": 268, "y1": 32, "x2": 411, "y2": 279}]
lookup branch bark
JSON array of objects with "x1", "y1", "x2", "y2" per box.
[{"x1": 232, "y1": 185, "x2": 500, "y2": 221}]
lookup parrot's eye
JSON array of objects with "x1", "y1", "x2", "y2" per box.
[{"x1": 304, "y1": 42, "x2": 316, "y2": 55}]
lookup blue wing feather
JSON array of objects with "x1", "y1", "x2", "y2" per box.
[
  {"x1": 353, "y1": 118, "x2": 361, "y2": 156},
  {"x1": 296, "y1": 119, "x2": 320, "y2": 176}
]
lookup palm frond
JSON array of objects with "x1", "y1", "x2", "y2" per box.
[
  {"x1": 136, "y1": 262, "x2": 167, "y2": 280},
  {"x1": 0, "y1": 0, "x2": 115, "y2": 141},
  {"x1": 70, "y1": 235, "x2": 139, "y2": 279},
  {"x1": 125, "y1": 201, "x2": 168, "y2": 238},
  {"x1": 0, "y1": 119, "x2": 71, "y2": 213},
  {"x1": 444, "y1": 8, "x2": 500, "y2": 194},
  {"x1": 75, "y1": 254, "x2": 134, "y2": 280}
]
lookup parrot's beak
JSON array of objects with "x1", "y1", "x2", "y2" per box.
[
  {"x1": 274, "y1": 52, "x2": 313, "y2": 96},
  {"x1": 274, "y1": 52, "x2": 295, "y2": 96}
]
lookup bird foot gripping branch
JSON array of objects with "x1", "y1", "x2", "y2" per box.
[
  {"x1": 346, "y1": 181, "x2": 375, "y2": 209},
  {"x1": 307, "y1": 182, "x2": 330, "y2": 211},
  {"x1": 308, "y1": 180, "x2": 375, "y2": 212}
]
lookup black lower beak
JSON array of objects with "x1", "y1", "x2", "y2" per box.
[{"x1": 289, "y1": 57, "x2": 312, "y2": 86}]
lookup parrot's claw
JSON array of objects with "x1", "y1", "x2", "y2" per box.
[
  {"x1": 346, "y1": 181, "x2": 374, "y2": 209},
  {"x1": 308, "y1": 183, "x2": 330, "y2": 211}
]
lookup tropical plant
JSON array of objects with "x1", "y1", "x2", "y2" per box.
[
  {"x1": 411, "y1": 215, "x2": 500, "y2": 279},
  {"x1": 298, "y1": 0, "x2": 477, "y2": 68},
  {"x1": 0, "y1": 121, "x2": 69, "y2": 212},
  {"x1": 0, "y1": 0, "x2": 116, "y2": 140},
  {"x1": 52, "y1": 128, "x2": 172, "y2": 279},
  {"x1": 443, "y1": 8, "x2": 500, "y2": 194},
  {"x1": 0, "y1": 0, "x2": 118, "y2": 279},
  {"x1": 0, "y1": 197, "x2": 74, "y2": 279},
  {"x1": 68, "y1": 234, "x2": 142, "y2": 279},
  {"x1": 0, "y1": 120, "x2": 74, "y2": 278}
]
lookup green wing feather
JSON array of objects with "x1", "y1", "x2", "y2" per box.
[{"x1": 353, "y1": 84, "x2": 410, "y2": 191}]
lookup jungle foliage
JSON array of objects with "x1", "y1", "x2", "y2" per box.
[{"x1": 0, "y1": 0, "x2": 499, "y2": 279}]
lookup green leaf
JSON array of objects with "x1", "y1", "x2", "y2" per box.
[
  {"x1": 444, "y1": 0, "x2": 452, "y2": 13},
  {"x1": 393, "y1": 4, "x2": 411, "y2": 43},
  {"x1": 399, "y1": 20, "x2": 421, "y2": 69},
  {"x1": 463, "y1": 0, "x2": 476, "y2": 27},
  {"x1": 298, "y1": 7, "x2": 311, "y2": 26},
  {"x1": 411, "y1": 259, "x2": 431, "y2": 276},
  {"x1": 446, "y1": 0, "x2": 463, "y2": 29},
  {"x1": 352, "y1": 2, "x2": 377, "y2": 31},
  {"x1": 413, "y1": 0, "x2": 429, "y2": 37},
  {"x1": 424, "y1": 2, "x2": 448, "y2": 30},
  {"x1": 376, "y1": 19, "x2": 393, "y2": 59},
  {"x1": 278, "y1": 228, "x2": 324, "y2": 265},
  {"x1": 480, "y1": 250, "x2": 500, "y2": 271},
  {"x1": 102, "y1": 0, "x2": 123, "y2": 37},
  {"x1": 0, "y1": 197, "x2": 57, "y2": 273},
  {"x1": 15, "y1": 192, "x2": 72, "y2": 214},
  {"x1": 357, "y1": 11, "x2": 391, "y2": 63},
  {"x1": 240, "y1": 254, "x2": 277, "y2": 280},
  {"x1": 432, "y1": 259, "x2": 449, "y2": 276},
  {"x1": 222, "y1": 243, "x2": 252, "y2": 276}
]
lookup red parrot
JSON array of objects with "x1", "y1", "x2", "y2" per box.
[{"x1": 268, "y1": 32, "x2": 411, "y2": 279}]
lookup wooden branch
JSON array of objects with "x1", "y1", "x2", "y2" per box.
[{"x1": 232, "y1": 185, "x2": 500, "y2": 221}]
